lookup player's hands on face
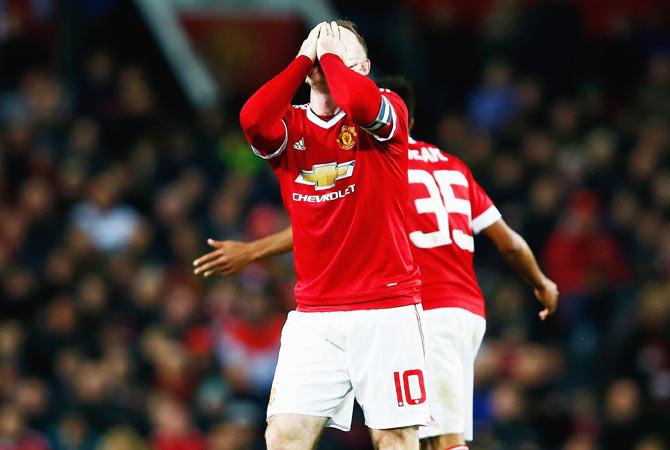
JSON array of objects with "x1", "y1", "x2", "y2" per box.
[
  {"x1": 317, "y1": 21, "x2": 346, "y2": 60},
  {"x1": 192, "y1": 239, "x2": 255, "y2": 278},
  {"x1": 535, "y1": 278, "x2": 559, "y2": 321},
  {"x1": 298, "y1": 22, "x2": 326, "y2": 63}
]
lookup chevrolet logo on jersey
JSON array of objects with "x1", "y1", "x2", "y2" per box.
[{"x1": 295, "y1": 161, "x2": 355, "y2": 190}]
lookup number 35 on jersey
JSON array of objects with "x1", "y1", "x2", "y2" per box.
[{"x1": 408, "y1": 169, "x2": 475, "y2": 251}]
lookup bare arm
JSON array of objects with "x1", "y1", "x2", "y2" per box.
[
  {"x1": 193, "y1": 227, "x2": 293, "y2": 278},
  {"x1": 482, "y1": 219, "x2": 559, "y2": 320}
]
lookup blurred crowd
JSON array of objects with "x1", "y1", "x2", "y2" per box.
[{"x1": 1, "y1": 1, "x2": 669, "y2": 450}]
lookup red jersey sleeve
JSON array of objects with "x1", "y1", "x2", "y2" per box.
[
  {"x1": 318, "y1": 54, "x2": 406, "y2": 143},
  {"x1": 239, "y1": 56, "x2": 313, "y2": 159},
  {"x1": 364, "y1": 88, "x2": 408, "y2": 144},
  {"x1": 467, "y1": 169, "x2": 501, "y2": 234},
  {"x1": 319, "y1": 53, "x2": 381, "y2": 123}
]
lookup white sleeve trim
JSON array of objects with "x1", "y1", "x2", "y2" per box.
[
  {"x1": 362, "y1": 98, "x2": 398, "y2": 142},
  {"x1": 250, "y1": 119, "x2": 288, "y2": 160},
  {"x1": 471, "y1": 205, "x2": 502, "y2": 234},
  {"x1": 363, "y1": 95, "x2": 392, "y2": 131}
]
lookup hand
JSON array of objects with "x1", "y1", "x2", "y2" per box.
[
  {"x1": 317, "y1": 21, "x2": 346, "y2": 60},
  {"x1": 534, "y1": 278, "x2": 559, "y2": 320},
  {"x1": 193, "y1": 239, "x2": 256, "y2": 278},
  {"x1": 297, "y1": 22, "x2": 326, "y2": 63}
]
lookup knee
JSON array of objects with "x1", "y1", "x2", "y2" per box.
[
  {"x1": 372, "y1": 426, "x2": 419, "y2": 450},
  {"x1": 265, "y1": 421, "x2": 300, "y2": 450},
  {"x1": 266, "y1": 416, "x2": 321, "y2": 450},
  {"x1": 423, "y1": 433, "x2": 466, "y2": 450}
]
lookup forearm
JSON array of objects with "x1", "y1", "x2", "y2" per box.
[
  {"x1": 483, "y1": 219, "x2": 557, "y2": 318},
  {"x1": 239, "y1": 56, "x2": 313, "y2": 149},
  {"x1": 247, "y1": 226, "x2": 293, "y2": 261},
  {"x1": 319, "y1": 53, "x2": 381, "y2": 125},
  {"x1": 499, "y1": 232, "x2": 548, "y2": 289}
]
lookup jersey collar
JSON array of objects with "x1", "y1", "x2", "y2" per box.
[{"x1": 306, "y1": 107, "x2": 346, "y2": 129}]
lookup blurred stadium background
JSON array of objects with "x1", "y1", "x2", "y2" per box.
[{"x1": 0, "y1": 0, "x2": 669, "y2": 449}]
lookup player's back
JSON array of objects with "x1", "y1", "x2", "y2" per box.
[{"x1": 406, "y1": 138, "x2": 501, "y2": 317}]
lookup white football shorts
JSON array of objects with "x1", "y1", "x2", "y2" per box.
[
  {"x1": 267, "y1": 303, "x2": 430, "y2": 431},
  {"x1": 419, "y1": 307, "x2": 486, "y2": 441}
]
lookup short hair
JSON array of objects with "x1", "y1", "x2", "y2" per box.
[
  {"x1": 335, "y1": 19, "x2": 368, "y2": 57},
  {"x1": 376, "y1": 75, "x2": 415, "y2": 120}
]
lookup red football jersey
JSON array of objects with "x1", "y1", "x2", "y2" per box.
[
  {"x1": 406, "y1": 138, "x2": 501, "y2": 317},
  {"x1": 254, "y1": 90, "x2": 421, "y2": 312}
]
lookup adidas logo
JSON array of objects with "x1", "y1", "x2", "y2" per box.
[{"x1": 293, "y1": 138, "x2": 306, "y2": 151}]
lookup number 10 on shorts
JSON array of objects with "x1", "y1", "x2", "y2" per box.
[{"x1": 393, "y1": 370, "x2": 426, "y2": 406}]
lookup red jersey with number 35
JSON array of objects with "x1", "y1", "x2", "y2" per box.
[
  {"x1": 254, "y1": 90, "x2": 421, "y2": 312},
  {"x1": 406, "y1": 138, "x2": 501, "y2": 317}
]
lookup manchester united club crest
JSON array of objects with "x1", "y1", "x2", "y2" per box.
[{"x1": 336, "y1": 125, "x2": 358, "y2": 150}]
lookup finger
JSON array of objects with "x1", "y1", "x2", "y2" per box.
[
  {"x1": 310, "y1": 23, "x2": 323, "y2": 39},
  {"x1": 331, "y1": 21, "x2": 339, "y2": 40},
  {"x1": 309, "y1": 24, "x2": 319, "y2": 40},
  {"x1": 334, "y1": 22, "x2": 341, "y2": 41},
  {"x1": 207, "y1": 238, "x2": 224, "y2": 248},
  {"x1": 205, "y1": 267, "x2": 235, "y2": 278},
  {"x1": 193, "y1": 249, "x2": 222, "y2": 266},
  {"x1": 539, "y1": 308, "x2": 549, "y2": 321},
  {"x1": 194, "y1": 258, "x2": 226, "y2": 274},
  {"x1": 194, "y1": 264, "x2": 213, "y2": 275},
  {"x1": 318, "y1": 22, "x2": 328, "y2": 37},
  {"x1": 195, "y1": 263, "x2": 219, "y2": 275},
  {"x1": 314, "y1": 23, "x2": 325, "y2": 42},
  {"x1": 194, "y1": 248, "x2": 224, "y2": 265},
  {"x1": 195, "y1": 258, "x2": 228, "y2": 274}
]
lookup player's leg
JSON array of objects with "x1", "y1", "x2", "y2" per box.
[
  {"x1": 348, "y1": 303, "x2": 430, "y2": 450},
  {"x1": 421, "y1": 434, "x2": 466, "y2": 450},
  {"x1": 419, "y1": 308, "x2": 486, "y2": 450},
  {"x1": 370, "y1": 426, "x2": 420, "y2": 450},
  {"x1": 419, "y1": 308, "x2": 468, "y2": 449},
  {"x1": 461, "y1": 310, "x2": 485, "y2": 442},
  {"x1": 265, "y1": 414, "x2": 327, "y2": 450},
  {"x1": 266, "y1": 311, "x2": 355, "y2": 449}
]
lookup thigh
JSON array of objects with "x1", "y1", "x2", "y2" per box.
[
  {"x1": 266, "y1": 413, "x2": 328, "y2": 450},
  {"x1": 268, "y1": 311, "x2": 355, "y2": 431},
  {"x1": 348, "y1": 304, "x2": 430, "y2": 430},
  {"x1": 419, "y1": 308, "x2": 468, "y2": 439},
  {"x1": 461, "y1": 312, "x2": 486, "y2": 441}
]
